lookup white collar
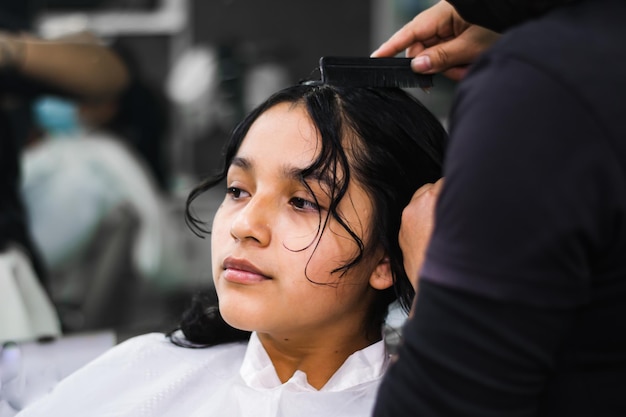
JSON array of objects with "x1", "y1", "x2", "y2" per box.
[{"x1": 239, "y1": 332, "x2": 388, "y2": 392}]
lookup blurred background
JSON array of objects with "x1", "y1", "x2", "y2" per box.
[{"x1": 1, "y1": 1, "x2": 456, "y2": 411}]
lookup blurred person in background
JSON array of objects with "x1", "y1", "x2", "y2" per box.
[
  {"x1": 0, "y1": 0, "x2": 129, "y2": 342},
  {"x1": 21, "y1": 89, "x2": 185, "y2": 324}
]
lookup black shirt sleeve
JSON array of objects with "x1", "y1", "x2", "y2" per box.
[
  {"x1": 421, "y1": 52, "x2": 618, "y2": 309},
  {"x1": 447, "y1": 0, "x2": 576, "y2": 32},
  {"x1": 373, "y1": 280, "x2": 575, "y2": 417}
]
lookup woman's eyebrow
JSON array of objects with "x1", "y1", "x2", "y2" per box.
[
  {"x1": 231, "y1": 156, "x2": 251, "y2": 170},
  {"x1": 282, "y1": 165, "x2": 332, "y2": 187},
  {"x1": 232, "y1": 155, "x2": 332, "y2": 187}
]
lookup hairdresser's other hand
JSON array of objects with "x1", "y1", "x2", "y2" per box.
[
  {"x1": 371, "y1": 1, "x2": 500, "y2": 81},
  {"x1": 400, "y1": 178, "x2": 444, "y2": 290}
]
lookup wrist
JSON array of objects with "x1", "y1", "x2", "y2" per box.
[{"x1": 0, "y1": 34, "x2": 26, "y2": 70}]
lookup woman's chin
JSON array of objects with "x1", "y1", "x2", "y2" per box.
[{"x1": 219, "y1": 305, "x2": 261, "y2": 332}]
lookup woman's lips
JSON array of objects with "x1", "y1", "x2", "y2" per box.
[{"x1": 222, "y1": 257, "x2": 271, "y2": 284}]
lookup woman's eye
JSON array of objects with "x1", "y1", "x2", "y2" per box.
[
  {"x1": 290, "y1": 197, "x2": 320, "y2": 211},
  {"x1": 226, "y1": 187, "x2": 249, "y2": 199}
]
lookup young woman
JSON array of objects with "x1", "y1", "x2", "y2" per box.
[{"x1": 16, "y1": 83, "x2": 446, "y2": 417}]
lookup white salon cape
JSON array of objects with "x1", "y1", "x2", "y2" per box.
[{"x1": 15, "y1": 332, "x2": 389, "y2": 416}]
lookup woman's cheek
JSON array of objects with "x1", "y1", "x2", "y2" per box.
[{"x1": 278, "y1": 213, "x2": 320, "y2": 251}]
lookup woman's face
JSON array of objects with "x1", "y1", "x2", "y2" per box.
[{"x1": 211, "y1": 102, "x2": 390, "y2": 342}]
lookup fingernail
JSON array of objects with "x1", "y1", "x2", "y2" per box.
[{"x1": 412, "y1": 55, "x2": 432, "y2": 72}]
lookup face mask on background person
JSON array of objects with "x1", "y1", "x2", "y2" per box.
[{"x1": 32, "y1": 96, "x2": 80, "y2": 138}]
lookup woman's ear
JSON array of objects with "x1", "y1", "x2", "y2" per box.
[{"x1": 369, "y1": 256, "x2": 393, "y2": 290}]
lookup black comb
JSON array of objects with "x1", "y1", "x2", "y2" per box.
[{"x1": 318, "y1": 56, "x2": 433, "y2": 89}]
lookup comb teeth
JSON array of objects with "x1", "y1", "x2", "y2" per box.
[{"x1": 319, "y1": 57, "x2": 433, "y2": 89}]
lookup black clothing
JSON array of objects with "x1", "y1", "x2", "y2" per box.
[
  {"x1": 0, "y1": 3, "x2": 64, "y2": 285},
  {"x1": 374, "y1": 0, "x2": 626, "y2": 415},
  {"x1": 0, "y1": 84, "x2": 50, "y2": 285},
  {"x1": 0, "y1": 111, "x2": 35, "y2": 257},
  {"x1": 0, "y1": 0, "x2": 39, "y2": 31},
  {"x1": 449, "y1": 0, "x2": 577, "y2": 32},
  {"x1": 376, "y1": 281, "x2": 583, "y2": 416}
]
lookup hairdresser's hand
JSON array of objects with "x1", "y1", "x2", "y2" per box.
[
  {"x1": 400, "y1": 178, "x2": 444, "y2": 290},
  {"x1": 371, "y1": 1, "x2": 500, "y2": 81}
]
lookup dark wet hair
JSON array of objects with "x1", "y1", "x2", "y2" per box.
[{"x1": 168, "y1": 83, "x2": 446, "y2": 347}]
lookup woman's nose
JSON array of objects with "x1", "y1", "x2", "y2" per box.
[{"x1": 229, "y1": 194, "x2": 272, "y2": 246}]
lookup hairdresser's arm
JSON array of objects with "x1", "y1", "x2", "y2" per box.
[
  {"x1": 371, "y1": 1, "x2": 499, "y2": 81},
  {"x1": 374, "y1": 280, "x2": 573, "y2": 416},
  {"x1": 0, "y1": 31, "x2": 129, "y2": 99},
  {"x1": 399, "y1": 178, "x2": 444, "y2": 290}
]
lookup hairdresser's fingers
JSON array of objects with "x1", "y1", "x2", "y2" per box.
[
  {"x1": 371, "y1": 1, "x2": 457, "y2": 58},
  {"x1": 370, "y1": 23, "x2": 427, "y2": 58},
  {"x1": 410, "y1": 25, "x2": 500, "y2": 79},
  {"x1": 399, "y1": 178, "x2": 445, "y2": 290},
  {"x1": 441, "y1": 65, "x2": 471, "y2": 81}
]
